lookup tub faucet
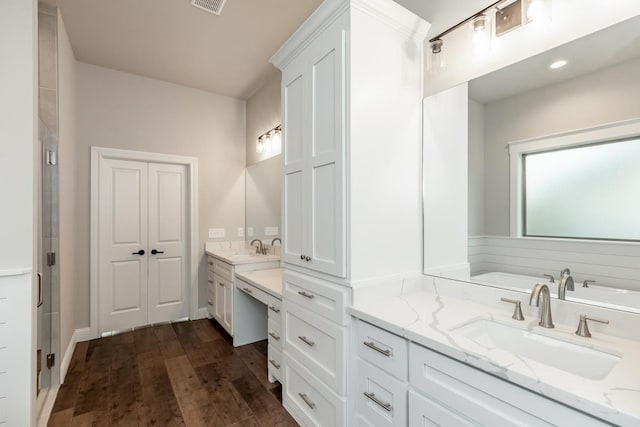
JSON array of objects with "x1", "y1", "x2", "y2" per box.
[
  {"x1": 529, "y1": 283, "x2": 554, "y2": 328},
  {"x1": 558, "y1": 268, "x2": 575, "y2": 300},
  {"x1": 250, "y1": 239, "x2": 263, "y2": 254}
]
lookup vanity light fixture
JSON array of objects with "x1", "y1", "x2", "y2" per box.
[
  {"x1": 256, "y1": 124, "x2": 282, "y2": 154},
  {"x1": 549, "y1": 59, "x2": 567, "y2": 69},
  {"x1": 427, "y1": 0, "x2": 551, "y2": 61}
]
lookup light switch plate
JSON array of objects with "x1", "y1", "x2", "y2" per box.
[
  {"x1": 208, "y1": 228, "x2": 225, "y2": 238},
  {"x1": 247, "y1": 227, "x2": 254, "y2": 237},
  {"x1": 265, "y1": 226, "x2": 279, "y2": 236},
  {"x1": 237, "y1": 227, "x2": 244, "y2": 237}
]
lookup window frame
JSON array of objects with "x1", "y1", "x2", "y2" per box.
[{"x1": 508, "y1": 118, "x2": 640, "y2": 240}]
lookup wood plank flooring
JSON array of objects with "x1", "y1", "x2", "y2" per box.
[{"x1": 48, "y1": 319, "x2": 298, "y2": 427}]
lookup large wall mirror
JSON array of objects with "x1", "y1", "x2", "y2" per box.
[
  {"x1": 424, "y1": 15, "x2": 640, "y2": 313},
  {"x1": 245, "y1": 155, "x2": 281, "y2": 243}
]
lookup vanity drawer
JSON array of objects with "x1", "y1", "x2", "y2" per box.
[
  {"x1": 356, "y1": 319, "x2": 408, "y2": 381},
  {"x1": 267, "y1": 295, "x2": 282, "y2": 324},
  {"x1": 283, "y1": 353, "x2": 346, "y2": 427},
  {"x1": 207, "y1": 291, "x2": 215, "y2": 316},
  {"x1": 355, "y1": 358, "x2": 407, "y2": 427},
  {"x1": 206, "y1": 256, "x2": 215, "y2": 274},
  {"x1": 236, "y1": 279, "x2": 268, "y2": 304},
  {"x1": 409, "y1": 344, "x2": 609, "y2": 427},
  {"x1": 268, "y1": 344, "x2": 283, "y2": 382},
  {"x1": 207, "y1": 270, "x2": 216, "y2": 292},
  {"x1": 283, "y1": 270, "x2": 349, "y2": 325},
  {"x1": 268, "y1": 318, "x2": 282, "y2": 348},
  {"x1": 284, "y1": 301, "x2": 346, "y2": 394},
  {"x1": 409, "y1": 390, "x2": 474, "y2": 427},
  {"x1": 213, "y1": 258, "x2": 233, "y2": 281}
]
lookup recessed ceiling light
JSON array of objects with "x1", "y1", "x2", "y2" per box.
[{"x1": 549, "y1": 60, "x2": 568, "y2": 69}]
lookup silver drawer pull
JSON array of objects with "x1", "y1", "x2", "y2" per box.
[
  {"x1": 298, "y1": 291, "x2": 315, "y2": 299},
  {"x1": 299, "y1": 393, "x2": 316, "y2": 409},
  {"x1": 363, "y1": 341, "x2": 391, "y2": 357},
  {"x1": 269, "y1": 359, "x2": 281, "y2": 369},
  {"x1": 268, "y1": 331, "x2": 280, "y2": 341},
  {"x1": 298, "y1": 335, "x2": 315, "y2": 347},
  {"x1": 207, "y1": 279, "x2": 213, "y2": 284},
  {"x1": 364, "y1": 392, "x2": 392, "y2": 412},
  {"x1": 243, "y1": 287, "x2": 252, "y2": 294},
  {"x1": 268, "y1": 305, "x2": 281, "y2": 313}
]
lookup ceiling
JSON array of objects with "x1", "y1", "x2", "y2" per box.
[{"x1": 48, "y1": 0, "x2": 493, "y2": 99}]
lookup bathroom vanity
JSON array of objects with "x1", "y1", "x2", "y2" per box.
[
  {"x1": 348, "y1": 276, "x2": 640, "y2": 426},
  {"x1": 205, "y1": 244, "x2": 279, "y2": 345}
]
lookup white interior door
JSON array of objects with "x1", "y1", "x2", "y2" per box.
[
  {"x1": 147, "y1": 163, "x2": 188, "y2": 324},
  {"x1": 98, "y1": 159, "x2": 149, "y2": 333}
]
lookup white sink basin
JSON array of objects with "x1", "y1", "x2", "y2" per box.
[{"x1": 451, "y1": 319, "x2": 621, "y2": 380}]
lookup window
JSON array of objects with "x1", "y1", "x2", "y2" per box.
[{"x1": 509, "y1": 119, "x2": 640, "y2": 242}]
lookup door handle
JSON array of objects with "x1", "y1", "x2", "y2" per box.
[
  {"x1": 132, "y1": 249, "x2": 145, "y2": 256},
  {"x1": 151, "y1": 249, "x2": 164, "y2": 255},
  {"x1": 37, "y1": 273, "x2": 43, "y2": 308}
]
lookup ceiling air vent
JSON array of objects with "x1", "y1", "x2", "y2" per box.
[{"x1": 190, "y1": 0, "x2": 226, "y2": 15}]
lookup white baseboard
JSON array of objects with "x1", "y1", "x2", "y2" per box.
[
  {"x1": 75, "y1": 327, "x2": 92, "y2": 342},
  {"x1": 196, "y1": 307, "x2": 209, "y2": 320},
  {"x1": 60, "y1": 332, "x2": 76, "y2": 383}
]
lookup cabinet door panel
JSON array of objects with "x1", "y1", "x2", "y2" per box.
[
  {"x1": 283, "y1": 171, "x2": 304, "y2": 264},
  {"x1": 282, "y1": 59, "x2": 308, "y2": 268},
  {"x1": 306, "y1": 20, "x2": 346, "y2": 277}
]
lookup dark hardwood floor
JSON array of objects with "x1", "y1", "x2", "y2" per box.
[{"x1": 48, "y1": 319, "x2": 298, "y2": 427}]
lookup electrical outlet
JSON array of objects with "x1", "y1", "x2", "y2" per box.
[
  {"x1": 208, "y1": 228, "x2": 225, "y2": 238},
  {"x1": 247, "y1": 227, "x2": 254, "y2": 237},
  {"x1": 237, "y1": 227, "x2": 244, "y2": 237},
  {"x1": 265, "y1": 226, "x2": 279, "y2": 236}
]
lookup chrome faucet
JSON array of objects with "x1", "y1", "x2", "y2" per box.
[
  {"x1": 271, "y1": 237, "x2": 281, "y2": 246},
  {"x1": 558, "y1": 268, "x2": 575, "y2": 300},
  {"x1": 529, "y1": 283, "x2": 554, "y2": 328},
  {"x1": 250, "y1": 239, "x2": 263, "y2": 254}
]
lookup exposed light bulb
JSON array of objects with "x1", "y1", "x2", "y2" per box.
[
  {"x1": 472, "y1": 14, "x2": 491, "y2": 54},
  {"x1": 549, "y1": 59, "x2": 567, "y2": 69},
  {"x1": 256, "y1": 136, "x2": 264, "y2": 153},
  {"x1": 272, "y1": 129, "x2": 282, "y2": 153},
  {"x1": 427, "y1": 40, "x2": 446, "y2": 75},
  {"x1": 527, "y1": 0, "x2": 551, "y2": 23}
]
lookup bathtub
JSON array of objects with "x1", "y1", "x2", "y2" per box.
[{"x1": 472, "y1": 272, "x2": 640, "y2": 313}]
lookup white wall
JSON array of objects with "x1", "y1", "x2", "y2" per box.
[
  {"x1": 75, "y1": 63, "x2": 246, "y2": 328},
  {"x1": 425, "y1": 1, "x2": 640, "y2": 96},
  {"x1": 480, "y1": 58, "x2": 640, "y2": 235},
  {"x1": 246, "y1": 69, "x2": 281, "y2": 166},
  {"x1": 468, "y1": 99, "x2": 485, "y2": 236},
  {"x1": 57, "y1": 11, "x2": 77, "y2": 368}
]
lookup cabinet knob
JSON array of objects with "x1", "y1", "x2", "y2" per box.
[
  {"x1": 305, "y1": 256, "x2": 311, "y2": 262},
  {"x1": 300, "y1": 254, "x2": 305, "y2": 260}
]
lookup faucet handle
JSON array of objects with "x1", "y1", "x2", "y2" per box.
[
  {"x1": 543, "y1": 274, "x2": 555, "y2": 283},
  {"x1": 575, "y1": 314, "x2": 609, "y2": 338},
  {"x1": 500, "y1": 298, "x2": 525, "y2": 321},
  {"x1": 583, "y1": 280, "x2": 596, "y2": 288},
  {"x1": 561, "y1": 268, "x2": 571, "y2": 277}
]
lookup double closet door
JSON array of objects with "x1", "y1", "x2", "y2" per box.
[{"x1": 98, "y1": 158, "x2": 188, "y2": 334}]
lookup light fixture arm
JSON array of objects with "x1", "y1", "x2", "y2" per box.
[{"x1": 428, "y1": 0, "x2": 504, "y2": 44}]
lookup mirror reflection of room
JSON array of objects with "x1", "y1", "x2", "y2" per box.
[{"x1": 466, "y1": 16, "x2": 640, "y2": 312}]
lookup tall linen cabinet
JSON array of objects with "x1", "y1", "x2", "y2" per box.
[{"x1": 270, "y1": 0, "x2": 429, "y2": 425}]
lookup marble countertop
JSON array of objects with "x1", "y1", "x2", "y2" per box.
[
  {"x1": 348, "y1": 286, "x2": 640, "y2": 426},
  {"x1": 205, "y1": 247, "x2": 280, "y2": 265},
  {"x1": 235, "y1": 268, "x2": 283, "y2": 299}
]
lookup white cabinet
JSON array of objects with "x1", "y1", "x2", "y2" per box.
[
  {"x1": 213, "y1": 273, "x2": 232, "y2": 335},
  {"x1": 207, "y1": 255, "x2": 278, "y2": 340},
  {"x1": 267, "y1": 294, "x2": 283, "y2": 383},
  {"x1": 281, "y1": 16, "x2": 346, "y2": 277},
  {"x1": 273, "y1": 0, "x2": 429, "y2": 282}
]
